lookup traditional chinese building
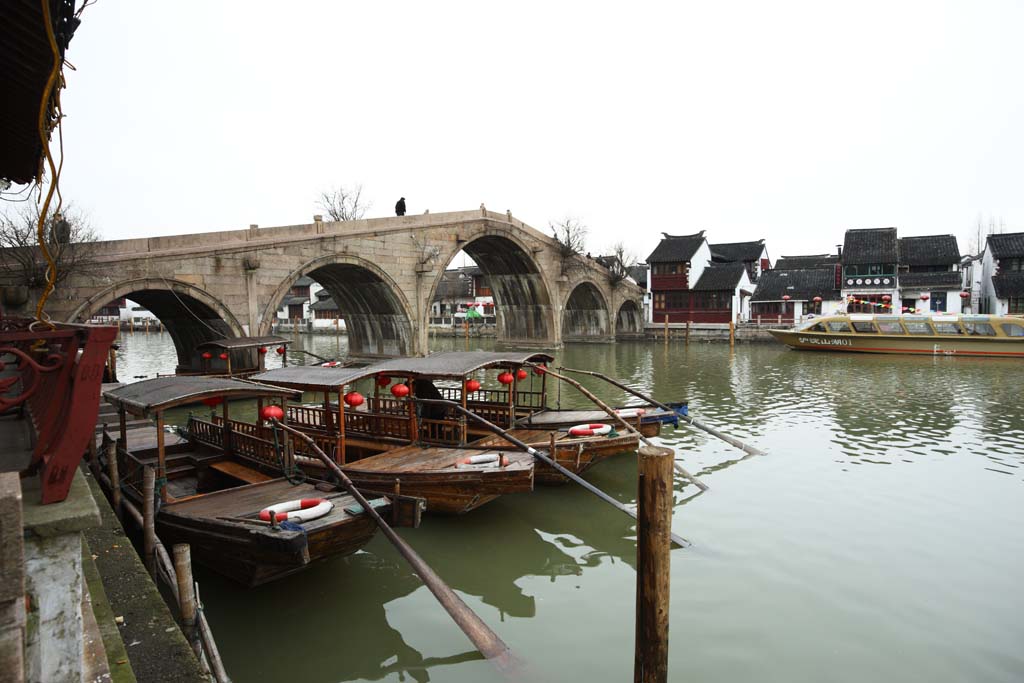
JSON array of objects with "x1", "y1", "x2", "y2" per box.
[{"x1": 981, "y1": 232, "x2": 1024, "y2": 315}]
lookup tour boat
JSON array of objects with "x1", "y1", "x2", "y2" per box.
[
  {"x1": 252, "y1": 351, "x2": 643, "y2": 507},
  {"x1": 768, "y1": 313, "x2": 1024, "y2": 358},
  {"x1": 97, "y1": 376, "x2": 422, "y2": 586}
]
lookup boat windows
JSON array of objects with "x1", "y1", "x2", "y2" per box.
[
  {"x1": 876, "y1": 321, "x2": 904, "y2": 334},
  {"x1": 827, "y1": 321, "x2": 851, "y2": 332},
  {"x1": 806, "y1": 323, "x2": 826, "y2": 332},
  {"x1": 1001, "y1": 323, "x2": 1024, "y2": 337},
  {"x1": 903, "y1": 321, "x2": 934, "y2": 335},
  {"x1": 851, "y1": 322, "x2": 878, "y2": 333},
  {"x1": 933, "y1": 322, "x2": 963, "y2": 335},
  {"x1": 962, "y1": 323, "x2": 996, "y2": 336}
]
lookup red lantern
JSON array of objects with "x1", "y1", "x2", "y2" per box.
[
  {"x1": 813, "y1": 296, "x2": 822, "y2": 303},
  {"x1": 261, "y1": 405, "x2": 284, "y2": 421},
  {"x1": 782, "y1": 295, "x2": 791, "y2": 301},
  {"x1": 465, "y1": 379, "x2": 481, "y2": 393},
  {"x1": 534, "y1": 364, "x2": 546, "y2": 375},
  {"x1": 959, "y1": 291, "x2": 970, "y2": 299},
  {"x1": 882, "y1": 295, "x2": 891, "y2": 302},
  {"x1": 276, "y1": 346, "x2": 286, "y2": 355},
  {"x1": 391, "y1": 383, "x2": 410, "y2": 398},
  {"x1": 258, "y1": 346, "x2": 268, "y2": 355},
  {"x1": 497, "y1": 372, "x2": 514, "y2": 385},
  {"x1": 201, "y1": 396, "x2": 223, "y2": 407},
  {"x1": 919, "y1": 294, "x2": 930, "y2": 301},
  {"x1": 201, "y1": 352, "x2": 212, "y2": 360},
  {"x1": 219, "y1": 352, "x2": 229, "y2": 361},
  {"x1": 344, "y1": 391, "x2": 364, "y2": 407},
  {"x1": 516, "y1": 368, "x2": 528, "y2": 381},
  {"x1": 376, "y1": 375, "x2": 391, "y2": 387}
]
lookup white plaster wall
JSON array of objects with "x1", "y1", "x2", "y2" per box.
[{"x1": 689, "y1": 241, "x2": 712, "y2": 288}]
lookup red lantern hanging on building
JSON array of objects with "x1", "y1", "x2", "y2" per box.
[
  {"x1": 497, "y1": 372, "x2": 514, "y2": 385},
  {"x1": 201, "y1": 352, "x2": 213, "y2": 360},
  {"x1": 813, "y1": 296, "x2": 822, "y2": 303},
  {"x1": 391, "y1": 383, "x2": 410, "y2": 398},
  {"x1": 919, "y1": 294, "x2": 930, "y2": 301},
  {"x1": 959, "y1": 291, "x2": 970, "y2": 299},
  {"x1": 376, "y1": 375, "x2": 391, "y2": 387},
  {"x1": 219, "y1": 352, "x2": 229, "y2": 360},
  {"x1": 882, "y1": 295, "x2": 891, "y2": 302},
  {"x1": 257, "y1": 346, "x2": 268, "y2": 355},
  {"x1": 782, "y1": 295, "x2": 791, "y2": 301},
  {"x1": 343, "y1": 391, "x2": 364, "y2": 407},
  {"x1": 516, "y1": 368, "x2": 528, "y2": 381},
  {"x1": 465, "y1": 379, "x2": 481, "y2": 393},
  {"x1": 276, "y1": 346, "x2": 286, "y2": 355},
  {"x1": 261, "y1": 405, "x2": 284, "y2": 421}
]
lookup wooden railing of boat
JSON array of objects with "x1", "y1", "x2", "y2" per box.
[{"x1": 189, "y1": 416, "x2": 289, "y2": 473}]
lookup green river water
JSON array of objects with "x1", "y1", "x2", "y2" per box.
[{"x1": 113, "y1": 331, "x2": 1024, "y2": 682}]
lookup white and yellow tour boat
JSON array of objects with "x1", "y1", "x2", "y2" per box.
[{"x1": 768, "y1": 314, "x2": 1024, "y2": 358}]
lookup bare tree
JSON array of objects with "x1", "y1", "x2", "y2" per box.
[
  {"x1": 316, "y1": 183, "x2": 370, "y2": 221},
  {"x1": 0, "y1": 203, "x2": 99, "y2": 288},
  {"x1": 603, "y1": 242, "x2": 640, "y2": 286},
  {"x1": 549, "y1": 217, "x2": 588, "y2": 274}
]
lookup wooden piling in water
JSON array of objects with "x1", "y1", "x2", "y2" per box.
[
  {"x1": 663, "y1": 316, "x2": 668, "y2": 342},
  {"x1": 635, "y1": 445, "x2": 673, "y2": 683},
  {"x1": 143, "y1": 467, "x2": 157, "y2": 578},
  {"x1": 685, "y1": 320, "x2": 690, "y2": 344},
  {"x1": 173, "y1": 544, "x2": 203, "y2": 659},
  {"x1": 729, "y1": 320, "x2": 735, "y2": 347},
  {"x1": 106, "y1": 439, "x2": 121, "y2": 521}
]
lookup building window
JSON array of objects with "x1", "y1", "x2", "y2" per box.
[
  {"x1": 1009, "y1": 297, "x2": 1024, "y2": 314},
  {"x1": 807, "y1": 299, "x2": 822, "y2": 315},
  {"x1": 654, "y1": 292, "x2": 665, "y2": 310},
  {"x1": 930, "y1": 292, "x2": 946, "y2": 312},
  {"x1": 1003, "y1": 258, "x2": 1024, "y2": 272},
  {"x1": 652, "y1": 263, "x2": 685, "y2": 275},
  {"x1": 848, "y1": 295, "x2": 890, "y2": 314}
]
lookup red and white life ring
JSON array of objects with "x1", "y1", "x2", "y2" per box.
[
  {"x1": 568, "y1": 423, "x2": 612, "y2": 437},
  {"x1": 615, "y1": 408, "x2": 646, "y2": 419},
  {"x1": 321, "y1": 361, "x2": 340, "y2": 368},
  {"x1": 259, "y1": 498, "x2": 333, "y2": 523}
]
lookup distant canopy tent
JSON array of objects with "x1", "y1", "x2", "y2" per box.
[{"x1": 465, "y1": 306, "x2": 483, "y2": 319}]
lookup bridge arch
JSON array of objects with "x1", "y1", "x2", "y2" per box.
[
  {"x1": 561, "y1": 279, "x2": 612, "y2": 341},
  {"x1": 615, "y1": 299, "x2": 643, "y2": 336},
  {"x1": 68, "y1": 278, "x2": 244, "y2": 371},
  {"x1": 428, "y1": 229, "x2": 556, "y2": 347},
  {"x1": 261, "y1": 254, "x2": 416, "y2": 358}
]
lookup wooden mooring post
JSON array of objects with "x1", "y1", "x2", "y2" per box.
[
  {"x1": 105, "y1": 439, "x2": 121, "y2": 521},
  {"x1": 143, "y1": 467, "x2": 157, "y2": 577},
  {"x1": 635, "y1": 445, "x2": 674, "y2": 683},
  {"x1": 729, "y1": 320, "x2": 735, "y2": 347},
  {"x1": 663, "y1": 316, "x2": 668, "y2": 342},
  {"x1": 685, "y1": 320, "x2": 691, "y2": 344},
  {"x1": 173, "y1": 544, "x2": 203, "y2": 659}
]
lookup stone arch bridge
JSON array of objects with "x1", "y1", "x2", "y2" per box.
[{"x1": 25, "y1": 209, "x2": 644, "y2": 365}]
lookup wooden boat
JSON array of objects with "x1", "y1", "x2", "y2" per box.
[
  {"x1": 517, "y1": 403, "x2": 687, "y2": 439},
  {"x1": 768, "y1": 313, "x2": 1024, "y2": 358},
  {"x1": 181, "y1": 335, "x2": 292, "y2": 377},
  {"x1": 252, "y1": 351, "x2": 643, "y2": 508},
  {"x1": 97, "y1": 376, "x2": 422, "y2": 586}
]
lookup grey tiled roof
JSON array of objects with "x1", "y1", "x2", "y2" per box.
[
  {"x1": 751, "y1": 268, "x2": 840, "y2": 302},
  {"x1": 898, "y1": 235, "x2": 960, "y2": 266},
  {"x1": 692, "y1": 263, "x2": 746, "y2": 291},
  {"x1": 987, "y1": 232, "x2": 1024, "y2": 259},
  {"x1": 775, "y1": 254, "x2": 839, "y2": 269},
  {"x1": 647, "y1": 231, "x2": 706, "y2": 263},
  {"x1": 709, "y1": 240, "x2": 765, "y2": 263},
  {"x1": 992, "y1": 272, "x2": 1024, "y2": 298},
  {"x1": 842, "y1": 228, "x2": 898, "y2": 265},
  {"x1": 294, "y1": 276, "x2": 315, "y2": 286},
  {"x1": 898, "y1": 271, "x2": 962, "y2": 289},
  {"x1": 309, "y1": 296, "x2": 338, "y2": 311}
]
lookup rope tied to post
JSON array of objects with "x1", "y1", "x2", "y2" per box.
[{"x1": 270, "y1": 421, "x2": 306, "y2": 485}]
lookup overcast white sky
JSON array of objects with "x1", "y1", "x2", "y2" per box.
[{"x1": 47, "y1": 1, "x2": 1024, "y2": 261}]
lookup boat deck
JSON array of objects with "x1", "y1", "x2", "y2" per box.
[
  {"x1": 517, "y1": 408, "x2": 675, "y2": 428},
  {"x1": 342, "y1": 439, "x2": 534, "y2": 474}
]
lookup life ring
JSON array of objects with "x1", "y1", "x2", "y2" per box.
[
  {"x1": 259, "y1": 498, "x2": 333, "y2": 523},
  {"x1": 568, "y1": 423, "x2": 612, "y2": 437},
  {"x1": 615, "y1": 408, "x2": 646, "y2": 419},
  {"x1": 321, "y1": 361, "x2": 340, "y2": 368}
]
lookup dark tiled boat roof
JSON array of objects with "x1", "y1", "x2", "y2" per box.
[
  {"x1": 751, "y1": 269, "x2": 840, "y2": 302},
  {"x1": 842, "y1": 228, "x2": 898, "y2": 265},
  {"x1": 775, "y1": 254, "x2": 839, "y2": 269},
  {"x1": 197, "y1": 336, "x2": 289, "y2": 350},
  {"x1": 647, "y1": 231, "x2": 705, "y2": 263},
  {"x1": 709, "y1": 240, "x2": 765, "y2": 263},
  {"x1": 987, "y1": 232, "x2": 1024, "y2": 259},
  {"x1": 992, "y1": 272, "x2": 1024, "y2": 298},
  {"x1": 898, "y1": 235, "x2": 960, "y2": 266},
  {"x1": 105, "y1": 377, "x2": 301, "y2": 417},
  {"x1": 898, "y1": 271, "x2": 962, "y2": 289},
  {"x1": 692, "y1": 263, "x2": 746, "y2": 291}
]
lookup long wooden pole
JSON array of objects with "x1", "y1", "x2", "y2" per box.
[
  {"x1": 173, "y1": 544, "x2": 203, "y2": 659},
  {"x1": 412, "y1": 398, "x2": 690, "y2": 548},
  {"x1": 558, "y1": 366, "x2": 765, "y2": 457},
  {"x1": 538, "y1": 367, "x2": 709, "y2": 491},
  {"x1": 635, "y1": 446, "x2": 673, "y2": 683},
  {"x1": 143, "y1": 467, "x2": 157, "y2": 578},
  {"x1": 269, "y1": 420, "x2": 515, "y2": 668},
  {"x1": 105, "y1": 439, "x2": 121, "y2": 521}
]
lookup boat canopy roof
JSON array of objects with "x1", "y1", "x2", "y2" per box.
[
  {"x1": 252, "y1": 351, "x2": 555, "y2": 391},
  {"x1": 195, "y1": 336, "x2": 289, "y2": 351},
  {"x1": 104, "y1": 377, "x2": 302, "y2": 417}
]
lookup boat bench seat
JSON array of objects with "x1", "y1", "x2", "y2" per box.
[{"x1": 209, "y1": 461, "x2": 273, "y2": 484}]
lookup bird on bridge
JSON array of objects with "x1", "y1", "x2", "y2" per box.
[{"x1": 395, "y1": 197, "x2": 406, "y2": 216}]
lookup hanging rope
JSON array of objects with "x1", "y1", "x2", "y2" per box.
[{"x1": 269, "y1": 422, "x2": 306, "y2": 486}]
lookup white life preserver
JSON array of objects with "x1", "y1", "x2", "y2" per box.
[
  {"x1": 259, "y1": 498, "x2": 333, "y2": 523},
  {"x1": 568, "y1": 423, "x2": 612, "y2": 437},
  {"x1": 615, "y1": 408, "x2": 647, "y2": 419},
  {"x1": 457, "y1": 453, "x2": 510, "y2": 467}
]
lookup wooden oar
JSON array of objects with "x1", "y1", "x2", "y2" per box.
[
  {"x1": 412, "y1": 398, "x2": 690, "y2": 548},
  {"x1": 269, "y1": 419, "x2": 516, "y2": 670},
  {"x1": 557, "y1": 366, "x2": 766, "y2": 457},
  {"x1": 534, "y1": 367, "x2": 709, "y2": 491}
]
